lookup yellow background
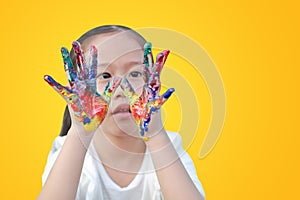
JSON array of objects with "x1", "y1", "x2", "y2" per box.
[{"x1": 1, "y1": 0, "x2": 299, "y2": 199}]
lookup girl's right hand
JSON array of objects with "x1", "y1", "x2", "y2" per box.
[{"x1": 44, "y1": 41, "x2": 120, "y2": 135}]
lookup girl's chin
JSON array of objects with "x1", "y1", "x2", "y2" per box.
[{"x1": 109, "y1": 115, "x2": 139, "y2": 135}]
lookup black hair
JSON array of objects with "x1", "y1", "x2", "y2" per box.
[{"x1": 59, "y1": 25, "x2": 147, "y2": 136}]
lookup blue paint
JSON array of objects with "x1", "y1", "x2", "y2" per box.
[
  {"x1": 83, "y1": 116, "x2": 91, "y2": 124},
  {"x1": 163, "y1": 88, "x2": 175, "y2": 99}
]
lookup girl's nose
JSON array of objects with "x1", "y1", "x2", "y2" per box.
[{"x1": 112, "y1": 84, "x2": 126, "y2": 99}]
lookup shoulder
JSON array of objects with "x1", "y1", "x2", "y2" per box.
[
  {"x1": 52, "y1": 135, "x2": 67, "y2": 148},
  {"x1": 166, "y1": 131, "x2": 182, "y2": 144},
  {"x1": 165, "y1": 131, "x2": 206, "y2": 198},
  {"x1": 41, "y1": 136, "x2": 67, "y2": 185},
  {"x1": 45, "y1": 135, "x2": 67, "y2": 162},
  {"x1": 166, "y1": 131, "x2": 181, "y2": 140}
]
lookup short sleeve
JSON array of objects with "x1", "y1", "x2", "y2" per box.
[
  {"x1": 41, "y1": 136, "x2": 67, "y2": 185},
  {"x1": 166, "y1": 132, "x2": 206, "y2": 199}
]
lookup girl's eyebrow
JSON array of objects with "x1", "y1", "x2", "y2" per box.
[{"x1": 126, "y1": 61, "x2": 143, "y2": 66}]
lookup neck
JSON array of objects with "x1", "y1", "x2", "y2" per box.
[{"x1": 92, "y1": 128, "x2": 146, "y2": 173}]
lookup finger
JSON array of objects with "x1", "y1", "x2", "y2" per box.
[
  {"x1": 44, "y1": 75, "x2": 84, "y2": 123},
  {"x1": 72, "y1": 41, "x2": 86, "y2": 78},
  {"x1": 84, "y1": 45, "x2": 98, "y2": 92},
  {"x1": 143, "y1": 42, "x2": 154, "y2": 70},
  {"x1": 155, "y1": 50, "x2": 170, "y2": 75},
  {"x1": 120, "y1": 77, "x2": 136, "y2": 99},
  {"x1": 142, "y1": 63, "x2": 150, "y2": 82},
  {"x1": 44, "y1": 75, "x2": 73, "y2": 99},
  {"x1": 102, "y1": 76, "x2": 122, "y2": 102},
  {"x1": 153, "y1": 88, "x2": 175, "y2": 109},
  {"x1": 148, "y1": 50, "x2": 170, "y2": 93},
  {"x1": 88, "y1": 45, "x2": 98, "y2": 80},
  {"x1": 61, "y1": 47, "x2": 77, "y2": 85},
  {"x1": 148, "y1": 71, "x2": 161, "y2": 97},
  {"x1": 143, "y1": 88, "x2": 174, "y2": 133}
]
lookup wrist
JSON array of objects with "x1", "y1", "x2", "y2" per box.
[
  {"x1": 144, "y1": 129, "x2": 170, "y2": 150},
  {"x1": 144, "y1": 130, "x2": 181, "y2": 170},
  {"x1": 68, "y1": 126, "x2": 94, "y2": 149}
]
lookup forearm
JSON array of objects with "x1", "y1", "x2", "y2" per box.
[
  {"x1": 146, "y1": 131, "x2": 204, "y2": 200},
  {"x1": 38, "y1": 128, "x2": 92, "y2": 200}
]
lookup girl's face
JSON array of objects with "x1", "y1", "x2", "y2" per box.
[{"x1": 82, "y1": 31, "x2": 145, "y2": 137}]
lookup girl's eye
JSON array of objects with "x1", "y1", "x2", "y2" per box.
[
  {"x1": 98, "y1": 72, "x2": 111, "y2": 80},
  {"x1": 129, "y1": 71, "x2": 142, "y2": 78}
]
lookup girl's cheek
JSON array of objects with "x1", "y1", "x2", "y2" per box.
[
  {"x1": 133, "y1": 82, "x2": 145, "y2": 96},
  {"x1": 96, "y1": 79, "x2": 109, "y2": 94}
]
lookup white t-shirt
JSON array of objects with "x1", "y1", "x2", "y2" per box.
[{"x1": 42, "y1": 131, "x2": 205, "y2": 200}]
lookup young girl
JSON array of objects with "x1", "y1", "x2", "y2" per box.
[{"x1": 39, "y1": 25, "x2": 205, "y2": 200}]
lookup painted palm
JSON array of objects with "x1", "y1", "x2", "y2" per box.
[
  {"x1": 44, "y1": 41, "x2": 120, "y2": 132},
  {"x1": 121, "y1": 42, "x2": 175, "y2": 140}
]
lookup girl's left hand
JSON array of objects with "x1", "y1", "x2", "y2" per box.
[{"x1": 121, "y1": 42, "x2": 175, "y2": 140}]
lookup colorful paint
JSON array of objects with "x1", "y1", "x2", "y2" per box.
[
  {"x1": 45, "y1": 41, "x2": 174, "y2": 137},
  {"x1": 122, "y1": 42, "x2": 175, "y2": 140},
  {"x1": 44, "y1": 42, "x2": 120, "y2": 132}
]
